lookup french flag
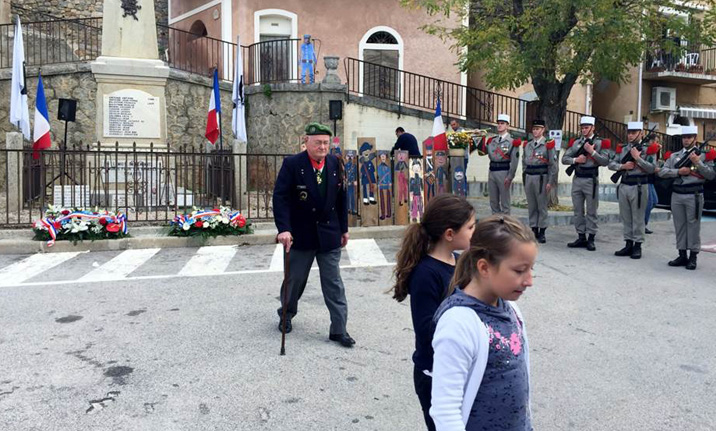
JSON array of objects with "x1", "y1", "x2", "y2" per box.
[
  {"x1": 32, "y1": 73, "x2": 51, "y2": 160},
  {"x1": 205, "y1": 69, "x2": 221, "y2": 144},
  {"x1": 432, "y1": 97, "x2": 447, "y2": 151}
]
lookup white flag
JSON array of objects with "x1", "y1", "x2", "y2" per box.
[
  {"x1": 10, "y1": 16, "x2": 30, "y2": 140},
  {"x1": 232, "y1": 36, "x2": 247, "y2": 143}
]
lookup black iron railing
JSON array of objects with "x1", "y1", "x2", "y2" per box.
[
  {"x1": 244, "y1": 38, "x2": 307, "y2": 84},
  {"x1": 0, "y1": 143, "x2": 290, "y2": 227},
  {"x1": 0, "y1": 17, "x2": 102, "y2": 69},
  {"x1": 162, "y1": 23, "x2": 237, "y2": 82}
]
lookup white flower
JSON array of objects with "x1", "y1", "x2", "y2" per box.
[
  {"x1": 203, "y1": 223, "x2": 209, "y2": 229},
  {"x1": 222, "y1": 217, "x2": 229, "y2": 224},
  {"x1": 182, "y1": 223, "x2": 191, "y2": 231}
]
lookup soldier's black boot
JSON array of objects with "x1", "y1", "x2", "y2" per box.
[
  {"x1": 568, "y1": 234, "x2": 587, "y2": 248},
  {"x1": 614, "y1": 240, "x2": 633, "y2": 257},
  {"x1": 586, "y1": 234, "x2": 596, "y2": 251},
  {"x1": 630, "y1": 242, "x2": 642, "y2": 260},
  {"x1": 532, "y1": 227, "x2": 539, "y2": 238},
  {"x1": 538, "y1": 228, "x2": 546, "y2": 244},
  {"x1": 686, "y1": 251, "x2": 698, "y2": 270},
  {"x1": 668, "y1": 250, "x2": 688, "y2": 267}
]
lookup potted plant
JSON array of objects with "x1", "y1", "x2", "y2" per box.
[
  {"x1": 688, "y1": 64, "x2": 704, "y2": 74},
  {"x1": 675, "y1": 63, "x2": 687, "y2": 72},
  {"x1": 706, "y1": 68, "x2": 716, "y2": 76}
]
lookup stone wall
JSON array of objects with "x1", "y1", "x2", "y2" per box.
[
  {"x1": 245, "y1": 83, "x2": 346, "y2": 154},
  {"x1": 11, "y1": 0, "x2": 167, "y2": 25}
]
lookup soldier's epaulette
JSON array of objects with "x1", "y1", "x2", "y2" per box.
[
  {"x1": 663, "y1": 151, "x2": 673, "y2": 160},
  {"x1": 487, "y1": 137, "x2": 494, "y2": 144},
  {"x1": 512, "y1": 139, "x2": 522, "y2": 147},
  {"x1": 615, "y1": 145, "x2": 623, "y2": 154},
  {"x1": 646, "y1": 143, "x2": 660, "y2": 155},
  {"x1": 568, "y1": 138, "x2": 576, "y2": 148},
  {"x1": 545, "y1": 140, "x2": 555, "y2": 150},
  {"x1": 601, "y1": 139, "x2": 611, "y2": 150},
  {"x1": 706, "y1": 148, "x2": 716, "y2": 162}
]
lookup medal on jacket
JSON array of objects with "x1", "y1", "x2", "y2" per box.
[
  {"x1": 315, "y1": 169, "x2": 323, "y2": 185},
  {"x1": 310, "y1": 158, "x2": 325, "y2": 185}
]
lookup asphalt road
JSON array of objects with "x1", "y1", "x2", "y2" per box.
[{"x1": 0, "y1": 221, "x2": 715, "y2": 431}]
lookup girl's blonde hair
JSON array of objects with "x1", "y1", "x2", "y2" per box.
[
  {"x1": 391, "y1": 195, "x2": 475, "y2": 302},
  {"x1": 448, "y1": 215, "x2": 536, "y2": 295}
]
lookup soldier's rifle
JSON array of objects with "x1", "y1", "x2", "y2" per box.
[
  {"x1": 610, "y1": 125, "x2": 658, "y2": 184},
  {"x1": 565, "y1": 137, "x2": 594, "y2": 176},
  {"x1": 674, "y1": 138, "x2": 713, "y2": 170}
]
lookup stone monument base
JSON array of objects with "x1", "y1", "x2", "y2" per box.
[{"x1": 91, "y1": 56, "x2": 170, "y2": 149}]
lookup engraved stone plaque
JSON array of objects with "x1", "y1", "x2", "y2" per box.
[{"x1": 103, "y1": 89, "x2": 161, "y2": 139}]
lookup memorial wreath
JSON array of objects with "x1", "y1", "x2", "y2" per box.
[
  {"x1": 169, "y1": 206, "x2": 252, "y2": 238},
  {"x1": 33, "y1": 206, "x2": 129, "y2": 247}
]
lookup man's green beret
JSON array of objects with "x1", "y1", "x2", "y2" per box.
[{"x1": 305, "y1": 122, "x2": 332, "y2": 136}]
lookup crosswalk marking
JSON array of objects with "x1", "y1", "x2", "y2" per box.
[
  {"x1": 178, "y1": 245, "x2": 237, "y2": 276},
  {"x1": 269, "y1": 244, "x2": 285, "y2": 272},
  {"x1": 79, "y1": 248, "x2": 161, "y2": 282},
  {"x1": 0, "y1": 252, "x2": 83, "y2": 287},
  {"x1": 345, "y1": 239, "x2": 389, "y2": 266}
]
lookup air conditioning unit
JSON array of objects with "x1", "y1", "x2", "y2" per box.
[{"x1": 651, "y1": 87, "x2": 676, "y2": 112}]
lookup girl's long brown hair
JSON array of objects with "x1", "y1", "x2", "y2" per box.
[
  {"x1": 448, "y1": 215, "x2": 536, "y2": 296},
  {"x1": 391, "y1": 195, "x2": 475, "y2": 302}
]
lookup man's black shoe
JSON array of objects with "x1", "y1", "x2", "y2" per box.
[
  {"x1": 614, "y1": 240, "x2": 633, "y2": 257},
  {"x1": 538, "y1": 228, "x2": 546, "y2": 244},
  {"x1": 329, "y1": 333, "x2": 356, "y2": 347},
  {"x1": 586, "y1": 234, "x2": 596, "y2": 251},
  {"x1": 645, "y1": 227, "x2": 653, "y2": 234},
  {"x1": 686, "y1": 251, "x2": 698, "y2": 270},
  {"x1": 668, "y1": 250, "x2": 688, "y2": 267},
  {"x1": 567, "y1": 234, "x2": 588, "y2": 248},
  {"x1": 278, "y1": 317, "x2": 292, "y2": 334},
  {"x1": 630, "y1": 242, "x2": 642, "y2": 260}
]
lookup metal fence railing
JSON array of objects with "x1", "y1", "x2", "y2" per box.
[
  {"x1": 645, "y1": 42, "x2": 716, "y2": 74},
  {"x1": 0, "y1": 143, "x2": 289, "y2": 227},
  {"x1": 0, "y1": 17, "x2": 102, "y2": 69}
]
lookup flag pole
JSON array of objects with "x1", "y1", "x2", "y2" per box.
[{"x1": 217, "y1": 68, "x2": 223, "y2": 152}]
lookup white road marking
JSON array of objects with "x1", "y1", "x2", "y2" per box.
[
  {"x1": 345, "y1": 239, "x2": 389, "y2": 266},
  {"x1": 79, "y1": 248, "x2": 161, "y2": 282},
  {"x1": 0, "y1": 252, "x2": 84, "y2": 287},
  {"x1": 178, "y1": 245, "x2": 238, "y2": 276},
  {"x1": 0, "y1": 262, "x2": 396, "y2": 288},
  {"x1": 269, "y1": 244, "x2": 285, "y2": 272}
]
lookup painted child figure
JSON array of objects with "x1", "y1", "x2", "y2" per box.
[
  {"x1": 345, "y1": 150, "x2": 358, "y2": 215},
  {"x1": 453, "y1": 166, "x2": 466, "y2": 197},
  {"x1": 409, "y1": 160, "x2": 425, "y2": 222},
  {"x1": 378, "y1": 151, "x2": 393, "y2": 220},
  {"x1": 435, "y1": 151, "x2": 449, "y2": 195},
  {"x1": 359, "y1": 141, "x2": 377, "y2": 205},
  {"x1": 396, "y1": 151, "x2": 410, "y2": 205}
]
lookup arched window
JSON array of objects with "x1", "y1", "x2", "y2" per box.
[
  {"x1": 254, "y1": 9, "x2": 298, "y2": 82},
  {"x1": 189, "y1": 20, "x2": 208, "y2": 40},
  {"x1": 359, "y1": 27, "x2": 404, "y2": 100}
]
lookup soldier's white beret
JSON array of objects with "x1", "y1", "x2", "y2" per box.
[
  {"x1": 681, "y1": 125, "x2": 698, "y2": 135},
  {"x1": 497, "y1": 114, "x2": 511, "y2": 124},
  {"x1": 580, "y1": 116, "x2": 596, "y2": 126},
  {"x1": 627, "y1": 121, "x2": 643, "y2": 131}
]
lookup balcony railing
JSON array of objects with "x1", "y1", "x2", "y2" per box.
[{"x1": 645, "y1": 42, "x2": 716, "y2": 75}]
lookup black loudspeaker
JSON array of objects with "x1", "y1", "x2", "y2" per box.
[
  {"x1": 58, "y1": 98, "x2": 77, "y2": 122},
  {"x1": 329, "y1": 100, "x2": 342, "y2": 120}
]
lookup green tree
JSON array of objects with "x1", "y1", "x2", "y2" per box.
[{"x1": 404, "y1": 0, "x2": 715, "y2": 204}]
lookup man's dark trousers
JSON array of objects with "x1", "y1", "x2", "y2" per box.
[{"x1": 280, "y1": 248, "x2": 347, "y2": 334}]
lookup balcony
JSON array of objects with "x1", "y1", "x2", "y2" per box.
[{"x1": 644, "y1": 44, "x2": 716, "y2": 84}]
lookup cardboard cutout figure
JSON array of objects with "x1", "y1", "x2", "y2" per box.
[
  {"x1": 453, "y1": 165, "x2": 466, "y2": 197},
  {"x1": 344, "y1": 150, "x2": 358, "y2": 216},
  {"x1": 423, "y1": 137, "x2": 436, "y2": 203},
  {"x1": 377, "y1": 150, "x2": 392, "y2": 221},
  {"x1": 394, "y1": 150, "x2": 410, "y2": 225},
  {"x1": 434, "y1": 151, "x2": 449, "y2": 195},
  {"x1": 357, "y1": 137, "x2": 379, "y2": 226},
  {"x1": 409, "y1": 159, "x2": 425, "y2": 223}
]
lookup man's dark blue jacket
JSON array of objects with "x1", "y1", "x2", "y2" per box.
[
  {"x1": 273, "y1": 151, "x2": 348, "y2": 252},
  {"x1": 392, "y1": 132, "x2": 422, "y2": 157}
]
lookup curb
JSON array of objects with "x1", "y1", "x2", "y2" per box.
[
  {"x1": 0, "y1": 225, "x2": 408, "y2": 255},
  {"x1": 0, "y1": 209, "x2": 672, "y2": 255}
]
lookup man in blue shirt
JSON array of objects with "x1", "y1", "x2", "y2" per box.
[{"x1": 392, "y1": 127, "x2": 422, "y2": 157}]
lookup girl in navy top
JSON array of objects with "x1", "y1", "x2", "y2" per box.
[{"x1": 391, "y1": 194, "x2": 476, "y2": 431}]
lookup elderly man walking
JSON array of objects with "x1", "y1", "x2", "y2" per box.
[{"x1": 273, "y1": 122, "x2": 355, "y2": 347}]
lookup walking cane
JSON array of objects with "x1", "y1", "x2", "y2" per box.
[{"x1": 279, "y1": 243, "x2": 290, "y2": 356}]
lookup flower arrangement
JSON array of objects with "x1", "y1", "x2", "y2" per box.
[
  {"x1": 169, "y1": 206, "x2": 252, "y2": 238},
  {"x1": 446, "y1": 131, "x2": 473, "y2": 149},
  {"x1": 33, "y1": 205, "x2": 129, "y2": 247}
]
